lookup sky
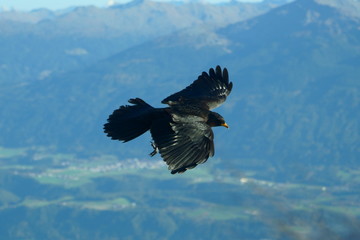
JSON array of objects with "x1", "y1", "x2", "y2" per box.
[{"x1": 1, "y1": 0, "x2": 263, "y2": 11}]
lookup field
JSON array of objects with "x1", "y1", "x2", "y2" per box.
[{"x1": 1, "y1": 146, "x2": 359, "y2": 240}]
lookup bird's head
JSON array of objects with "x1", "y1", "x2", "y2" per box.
[{"x1": 207, "y1": 111, "x2": 229, "y2": 128}]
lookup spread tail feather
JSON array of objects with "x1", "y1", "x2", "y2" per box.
[{"x1": 104, "y1": 98, "x2": 154, "y2": 142}]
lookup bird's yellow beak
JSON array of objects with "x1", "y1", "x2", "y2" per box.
[{"x1": 221, "y1": 123, "x2": 229, "y2": 128}]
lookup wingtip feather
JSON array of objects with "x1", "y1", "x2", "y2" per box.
[
  {"x1": 209, "y1": 68, "x2": 216, "y2": 78},
  {"x1": 223, "y1": 68, "x2": 229, "y2": 83},
  {"x1": 215, "y1": 65, "x2": 222, "y2": 78}
]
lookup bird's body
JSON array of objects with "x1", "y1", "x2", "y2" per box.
[{"x1": 104, "y1": 66, "x2": 232, "y2": 174}]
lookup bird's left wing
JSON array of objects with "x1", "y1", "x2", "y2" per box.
[
  {"x1": 161, "y1": 66, "x2": 232, "y2": 110},
  {"x1": 150, "y1": 114, "x2": 214, "y2": 174}
]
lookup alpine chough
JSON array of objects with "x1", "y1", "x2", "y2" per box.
[{"x1": 104, "y1": 66, "x2": 233, "y2": 174}]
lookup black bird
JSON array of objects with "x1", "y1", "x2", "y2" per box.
[{"x1": 104, "y1": 66, "x2": 233, "y2": 174}]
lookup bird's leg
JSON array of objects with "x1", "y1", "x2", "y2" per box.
[{"x1": 149, "y1": 141, "x2": 158, "y2": 157}]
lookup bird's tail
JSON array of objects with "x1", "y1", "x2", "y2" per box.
[{"x1": 104, "y1": 98, "x2": 155, "y2": 142}]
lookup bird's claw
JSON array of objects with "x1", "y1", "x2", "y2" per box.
[{"x1": 149, "y1": 141, "x2": 158, "y2": 157}]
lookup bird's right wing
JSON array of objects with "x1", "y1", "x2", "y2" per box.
[
  {"x1": 161, "y1": 66, "x2": 233, "y2": 110},
  {"x1": 150, "y1": 114, "x2": 214, "y2": 174}
]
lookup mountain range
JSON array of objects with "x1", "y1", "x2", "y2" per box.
[
  {"x1": 0, "y1": 0, "x2": 359, "y2": 171},
  {"x1": 1, "y1": 0, "x2": 359, "y2": 239},
  {"x1": 0, "y1": 0, "x2": 286, "y2": 88}
]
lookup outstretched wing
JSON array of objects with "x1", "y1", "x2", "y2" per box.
[
  {"x1": 161, "y1": 66, "x2": 233, "y2": 110},
  {"x1": 150, "y1": 114, "x2": 214, "y2": 174}
]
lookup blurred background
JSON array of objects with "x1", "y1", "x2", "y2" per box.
[{"x1": 0, "y1": 0, "x2": 359, "y2": 239}]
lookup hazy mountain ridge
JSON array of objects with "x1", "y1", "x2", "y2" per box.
[
  {"x1": 316, "y1": 0, "x2": 360, "y2": 19},
  {"x1": 0, "y1": 1, "x2": 282, "y2": 37},
  {"x1": 0, "y1": 0, "x2": 281, "y2": 87},
  {"x1": 217, "y1": 0, "x2": 360, "y2": 166},
  {"x1": 1, "y1": 0, "x2": 358, "y2": 170},
  {"x1": 0, "y1": 8, "x2": 56, "y2": 23}
]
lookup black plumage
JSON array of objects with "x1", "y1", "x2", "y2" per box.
[{"x1": 104, "y1": 66, "x2": 233, "y2": 174}]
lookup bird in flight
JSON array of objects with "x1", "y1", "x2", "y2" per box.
[{"x1": 104, "y1": 66, "x2": 233, "y2": 174}]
